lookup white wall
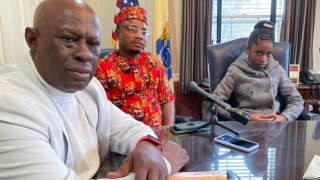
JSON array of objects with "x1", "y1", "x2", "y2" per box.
[
  {"x1": 0, "y1": 18, "x2": 4, "y2": 64},
  {"x1": 169, "y1": 0, "x2": 182, "y2": 80},
  {"x1": 0, "y1": 0, "x2": 43, "y2": 65},
  {"x1": 313, "y1": 1, "x2": 320, "y2": 71}
]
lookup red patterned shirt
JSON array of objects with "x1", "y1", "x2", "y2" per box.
[{"x1": 95, "y1": 50, "x2": 175, "y2": 128}]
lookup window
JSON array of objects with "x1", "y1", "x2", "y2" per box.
[{"x1": 212, "y1": 0, "x2": 285, "y2": 44}]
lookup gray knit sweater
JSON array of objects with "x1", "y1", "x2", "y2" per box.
[{"x1": 213, "y1": 52, "x2": 304, "y2": 120}]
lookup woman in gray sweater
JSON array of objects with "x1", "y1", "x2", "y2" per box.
[{"x1": 213, "y1": 20, "x2": 304, "y2": 121}]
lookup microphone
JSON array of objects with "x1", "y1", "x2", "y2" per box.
[{"x1": 188, "y1": 81, "x2": 249, "y2": 125}]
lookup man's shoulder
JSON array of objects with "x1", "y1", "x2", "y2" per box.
[
  {"x1": 139, "y1": 52, "x2": 164, "y2": 68},
  {"x1": 0, "y1": 66, "x2": 27, "y2": 91},
  {"x1": 100, "y1": 50, "x2": 118, "y2": 63},
  {"x1": 0, "y1": 64, "x2": 19, "y2": 74}
]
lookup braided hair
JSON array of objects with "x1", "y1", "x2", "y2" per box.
[{"x1": 247, "y1": 20, "x2": 275, "y2": 48}]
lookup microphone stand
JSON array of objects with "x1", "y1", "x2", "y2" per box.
[{"x1": 191, "y1": 101, "x2": 240, "y2": 136}]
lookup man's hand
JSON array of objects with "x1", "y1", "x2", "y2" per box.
[
  {"x1": 162, "y1": 140, "x2": 189, "y2": 174},
  {"x1": 250, "y1": 113, "x2": 286, "y2": 121},
  {"x1": 107, "y1": 141, "x2": 168, "y2": 179}
]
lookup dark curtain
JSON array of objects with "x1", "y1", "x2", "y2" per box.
[
  {"x1": 280, "y1": 0, "x2": 316, "y2": 70},
  {"x1": 179, "y1": 0, "x2": 212, "y2": 94}
]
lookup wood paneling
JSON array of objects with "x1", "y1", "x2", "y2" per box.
[
  {"x1": 174, "y1": 81, "x2": 206, "y2": 120},
  {"x1": 296, "y1": 83, "x2": 320, "y2": 100}
]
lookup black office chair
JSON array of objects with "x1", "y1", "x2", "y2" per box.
[
  {"x1": 99, "y1": 49, "x2": 115, "y2": 59},
  {"x1": 207, "y1": 38, "x2": 318, "y2": 120}
]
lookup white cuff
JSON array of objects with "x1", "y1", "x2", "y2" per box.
[{"x1": 162, "y1": 156, "x2": 172, "y2": 175}]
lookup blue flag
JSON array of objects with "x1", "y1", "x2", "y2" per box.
[{"x1": 156, "y1": 38, "x2": 172, "y2": 80}]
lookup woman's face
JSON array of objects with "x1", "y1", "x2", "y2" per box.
[{"x1": 246, "y1": 40, "x2": 274, "y2": 70}]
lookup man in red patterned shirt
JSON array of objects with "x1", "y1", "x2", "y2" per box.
[{"x1": 95, "y1": 6, "x2": 175, "y2": 128}]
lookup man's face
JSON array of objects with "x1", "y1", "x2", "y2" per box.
[
  {"x1": 246, "y1": 40, "x2": 274, "y2": 70},
  {"x1": 117, "y1": 19, "x2": 148, "y2": 55},
  {"x1": 30, "y1": 5, "x2": 101, "y2": 93}
]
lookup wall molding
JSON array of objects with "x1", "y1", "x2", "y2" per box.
[{"x1": 173, "y1": 73, "x2": 179, "y2": 82}]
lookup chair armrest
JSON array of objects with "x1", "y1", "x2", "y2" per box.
[
  {"x1": 298, "y1": 111, "x2": 320, "y2": 120},
  {"x1": 304, "y1": 99, "x2": 320, "y2": 113}
]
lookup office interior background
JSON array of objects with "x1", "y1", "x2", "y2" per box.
[{"x1": 1, "y1": 0, "x2": 320, "y2": 81}]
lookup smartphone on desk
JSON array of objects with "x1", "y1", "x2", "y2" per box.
[
  {"x1": 171, "y1": 121, "x2": 210, "y2": 134},
  {"x1": 214, "y1": 134, "x2": 259, "y2": 152},
  {"x1": 174, "y1": 121, "x2": 206, "y2": 131}
]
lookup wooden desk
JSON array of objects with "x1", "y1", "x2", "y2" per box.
[
  {"x1": 296, "y1": 84, "x2": 320, "y2": 113},
  {"x1": 96, "y1": 120, "x2": 320, "y2": 179},
  {"x1": 296, "y1": 83, "x2": 319, "y2": 100}
]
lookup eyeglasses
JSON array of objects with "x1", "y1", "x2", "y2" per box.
[{"x1": 119, "y1": 25, "x2": 150, "y2": 37}]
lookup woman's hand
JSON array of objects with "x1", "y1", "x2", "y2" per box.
[{"x1": 250, "y1": 113, "x2": 286, "y2": 121}]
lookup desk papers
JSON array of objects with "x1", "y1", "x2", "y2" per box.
[
  {"x1": 169, "y1": 171, "x2": 227, "y2": 180},
  {"x1": 99, "y1": 171, "x2": 227, "y2": 180},
  {"x1": 99, "y1": 173, "x2": 135, "y2": 180},
  {"x1": 303, "y1": 155, "x2": 320, "y2": 179}
]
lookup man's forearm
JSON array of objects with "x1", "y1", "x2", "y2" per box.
[{"x1": 161, "y1": 101, "x2": 175, "y2": 126}]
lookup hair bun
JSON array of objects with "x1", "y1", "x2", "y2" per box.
[
  {"x1": 247, "y1": 20, "x2": 275, "y2": 45},
  {"x1": 254, "y1": 20, "x2": 274, "y2": 30}
]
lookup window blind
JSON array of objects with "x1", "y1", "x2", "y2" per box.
[{"x1": 212, "y1": 0, "x2": 285, "y2": 43}]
